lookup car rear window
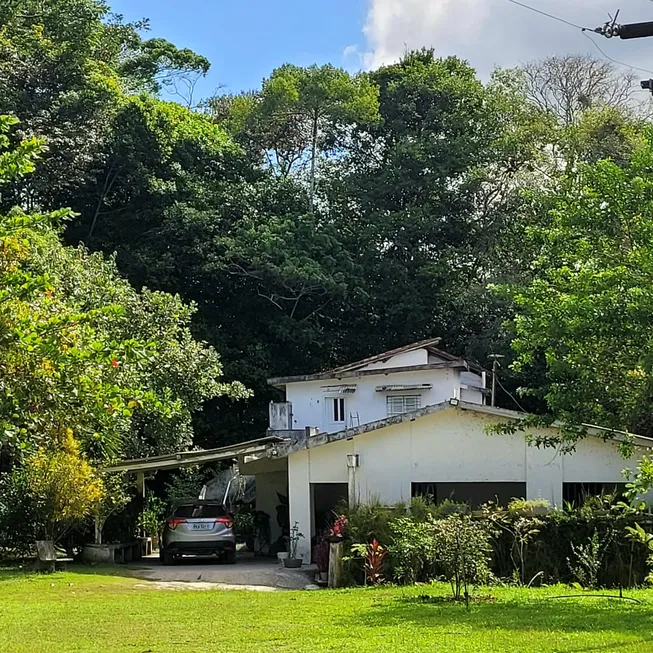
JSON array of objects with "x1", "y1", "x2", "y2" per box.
[{"x1": 173, "y1": 504, "x2": 227, "y2": 519}]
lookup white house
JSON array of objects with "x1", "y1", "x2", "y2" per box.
[{"x1": 240, "y1": 338, "x2": 652, "y2": 563}]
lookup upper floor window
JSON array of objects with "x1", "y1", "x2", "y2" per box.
[
  {"x1": 387, "y1": 395, "x2": 421, "y2": 416},
  {"x1": 327, "y1": 397, "x2": 346, "y2": 423}
]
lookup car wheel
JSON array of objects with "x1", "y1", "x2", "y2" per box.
[
  {"x1": 224, "y1": 550, "x2": 236, "y2": 565},
  {"x1": 161, "y1": 550, "x2": 175, "y2": 566}
]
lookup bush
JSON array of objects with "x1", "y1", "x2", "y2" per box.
[
  {"x1": 432, "y1": 514, "x2": 494, "y2": 600},
  {"x1": 389, "y1": 517, "x2": 438, "y2": 584},
  {"x1": 0, "y1": 466, "x2": 39, "y2": 555},
  {"x1": 24, "y1": 431, "x2": 104, "y2": 542},
  {"x1": 409, "y1": 496, "x2": 468, "y2": 521},
  {"x1": 342, "y1": 497, "x2": 405, "y2": 547}
]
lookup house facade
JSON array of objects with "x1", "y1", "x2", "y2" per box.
[{"x1": 240, "y1": 339, "x2": 652, "y2": 563}]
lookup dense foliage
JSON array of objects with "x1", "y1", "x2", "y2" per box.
[
  {"x1": 2, "y1": 0, "x2": 653, "y2": 520},
  {"x1": 338, "y1": 498, "x2": 651, "y2": 590}
]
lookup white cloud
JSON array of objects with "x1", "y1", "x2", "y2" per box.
[{"x1": 357, "y1": 0, "x2": 653, "y2": 78}]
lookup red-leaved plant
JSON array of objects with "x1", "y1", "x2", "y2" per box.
[
  {"x1": 331, "y1": 515, "x2": 348, "y2": 538},
  {"x1": 349, "y1": 539, "x2": 387, "y2": 585}
]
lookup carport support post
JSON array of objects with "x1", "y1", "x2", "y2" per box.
[
  {"x1": 136, "y1": 472, "x2": 145, "y2": 497},
  {"x1": 346, "y1": 454, "x2": 359, "y2": 508},
  {"x1": 328, "y1": 540, "x2": 344, "y2": 589}
]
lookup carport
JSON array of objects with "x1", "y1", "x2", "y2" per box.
[{"x1": 103, "y1": 435, "x2": 291, "y2": 554}]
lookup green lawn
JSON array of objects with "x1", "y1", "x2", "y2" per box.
[{"x1": 1, "y1": 568, "x2": 653, "y2": 652}]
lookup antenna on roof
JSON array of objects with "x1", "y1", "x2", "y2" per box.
[{"x1": 488, "y1": 354, "x2": 505, "y2": 407}]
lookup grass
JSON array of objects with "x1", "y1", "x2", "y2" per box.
[{"x1": 1, "y1": 567, "x2": 653, "y2": 652}]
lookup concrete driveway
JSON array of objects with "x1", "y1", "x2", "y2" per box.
[{"x1": 127, "y1": 555, "x2": 319, "y2": 591}]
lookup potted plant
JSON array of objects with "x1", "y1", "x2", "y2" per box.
[
  {"x1": 283, "y1": 522, "x2": 304, "y2": 568},
  {"x1": 327, "y1": 515, "x2": 348, "y2": 543},
  {"x1": 314, "y1": 537, "x2": 330, "y2": 582}
]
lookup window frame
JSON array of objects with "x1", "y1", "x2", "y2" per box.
[
  {"x1": 325, "y1": 396, "x2": 346, "y2": 424},
  {"x1": 386, "y1": 394, "x2": 422, "y2": 417}
]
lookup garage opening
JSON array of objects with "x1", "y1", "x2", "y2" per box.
[
  {"x1": 412, "y1": 482, "x2": 527, "y2": 508},
  {"x1": 563, "y1": 482, "x2": 627, "y2": 506},
  {"x1": 311, "y1": 483, "x2": 348, "y2": 538}
]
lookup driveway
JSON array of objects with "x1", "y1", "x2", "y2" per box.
[{"x1": 127, "y1": 555, "x2": 319, "y2": 590}]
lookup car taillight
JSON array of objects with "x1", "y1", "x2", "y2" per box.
[
  {"x1": 167, "y1": 518, "x2": 186, "y2": 529},
  {"x1": 216, "y1": 517, "x2": 233, "y2": 529}
]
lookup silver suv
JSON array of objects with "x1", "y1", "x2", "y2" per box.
[{"x1": 160, "y1": 500, "x2": 236, "y2": 565}]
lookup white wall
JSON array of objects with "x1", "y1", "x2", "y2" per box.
[
  {"x1": 287, "y1": 407, "x2": 646, "y2": 561},
  {"x1": 362, "y1": 349, "x2": 428, "y2": 370},
  {"x1": 285, "y1": 368, "x2": 473, "y2": 434}
]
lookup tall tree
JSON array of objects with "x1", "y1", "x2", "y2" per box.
[
  {"x1": 0, "y1": 115, "x2": 248, "y2": 462},
  {"x1": 325, "y1": 51, "x2": 549, "y2": 365},
  {"x1": 496, "y1": 125, "x2": 653, "y2": 448},
  {"x1": 514, "y1": 54, "x2": 643, "y2": 126},
  {"x1": 209, "y1": 64, "x2": 380, "y2": 207}
]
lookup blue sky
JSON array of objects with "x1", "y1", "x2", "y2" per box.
[
  {"x1": 111, "y1": 0, "x2": 368, "y2": 100},
  {"x1": 110, "y1": 0, "x2": 653, "y2": 104}
]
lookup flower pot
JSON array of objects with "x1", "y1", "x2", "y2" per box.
[
  {"x1": 283, "y1": 557, "x2": 303, "y2": 569},
  {"x1": 319, "y1": 571, "x2": 328, "y2": 582},
  {"x1": 277, "y1": 552, "x2": 289, "y2": 566}
]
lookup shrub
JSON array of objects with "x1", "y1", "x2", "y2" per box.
[
  {"x1": 137, "y1": 495, "x2": 166, "y2": 539},
  {"x1": 626, "y1": 523, "x2": 653, "y2": 584},
  {"x1": 389, "y1": 516, "x2": 438, "y2": 584},
  {"x1": 409, "y1": 496, "x2": 468, "y2": 521},
  {"x1": 507, "y1": 498, "x2": 551, "y2": 517},
  {"x1": 24, "y1": 431, "x2": 104, "y2": 542},
  {"x1": 342, "y1": 497, "x2": 405, "y2": 547},
  {"x1": 349, "y1": 539, "x2": 387, "y2": 585},
  {"x1": 0, "y1": 466, "x2": 39, "y2": 555},
  {"x1": 568, "y1": 530, "x2": 612, "y2": 589},
  {"x1": 432, "y1": 514, "x2": 494, "y2": 600}
]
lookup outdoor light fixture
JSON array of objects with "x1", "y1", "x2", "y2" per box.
[
  {"x1": 449, "y1": 397, "x2": 460, "y2": 407},
  {"x1": 346, "y1": 454, "x2": 360, "y2": 468}
]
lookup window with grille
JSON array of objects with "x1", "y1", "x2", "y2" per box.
[
  {"x1": 326, "y1": 397, "x2": 346, "y2": 423},
  {"x1": 386, "y1": 395, "x2": 422, "y2": 416}
]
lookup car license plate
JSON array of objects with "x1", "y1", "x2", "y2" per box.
[{"x1": 192, "y1": 523, "x2": 211, "y2": 530}]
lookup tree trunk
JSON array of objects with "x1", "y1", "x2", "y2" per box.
[{"x1": 309, "y1": 109, "x2": 319, "y2": 211}]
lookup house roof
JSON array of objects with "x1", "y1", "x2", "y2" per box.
[
  {"x1": 268, "y1": 338, "x2": 483, "y2": 387},
  {"x1": 267, "y1": 400, "x2": 653, "y2": 458}
]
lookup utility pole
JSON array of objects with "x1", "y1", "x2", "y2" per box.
[
  {"x1": 592, "y1": 12, "x2": 653, "y2": 95},
  {"x1": 592, "y1": 10, "x2": 653, "y2": 40},
  {"x1": 488, "y1": 354, "x2": 505, "y2": 408}
]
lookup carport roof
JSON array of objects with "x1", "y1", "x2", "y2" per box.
[{"x1": 102, "y1": 435, "x2": 288, "y2": 474}]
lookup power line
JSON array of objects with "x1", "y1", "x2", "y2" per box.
[
  {"x1": 504, "y1": 0, "x2": 653, "y2": 78},
  {"x1": 495, "y1": 375, "x2": 529, "y2": 414},
  {"x1": 582, "y1": 30, "x2": 653, "y2": 76},
  {"x1": 504, "y1": 0, "x2": 594, "y2": 31}
]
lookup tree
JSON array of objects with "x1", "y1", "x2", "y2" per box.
[
  {"x1": 0, "y1": 0, "x2": 213, "y2": 212},
  {"x1": 0, "y1": 115, "x2": 249, "y2": 461},
  {"x1": 514, "y1": 54, "x2": 643, "y2": 126},
  {"x1": 210, "y1": 64, "x2": 380, "y2": 207},
  {"x1": 496, "y1": 126, "x2": 653, "y2": 450},
  {"x1": 324, "y1": 51, "x2": 549, "y2": 365},
  {"x1": 23, "y1": 429, "x2": 104, "y2": 543}
]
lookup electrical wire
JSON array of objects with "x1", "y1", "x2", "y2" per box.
[
  {"x1": 582, "y1": 30, "x2": 653, "y2": 76},
  {"x1": 504, "y1": 0, "x2": 653, "y2": 79},
  {"x1": 495, "y1": 375, "x2": 529, "y2": 414},
  {"x1": 504, "y1": 0, "x2": 594, "y2": 31}
]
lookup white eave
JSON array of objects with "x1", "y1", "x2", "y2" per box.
[
  {"x1": 321, "y1": 384, "x2": 357, "y2": 394},
  {"x1": 375, "y1": 384, "x2": 433, "y2": 392}
]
